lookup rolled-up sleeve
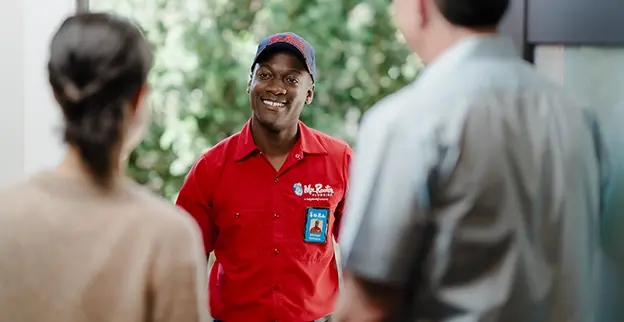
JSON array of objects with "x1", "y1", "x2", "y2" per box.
[{"x1": 340, "y1": 113, "x2": 440, "y2": 286}]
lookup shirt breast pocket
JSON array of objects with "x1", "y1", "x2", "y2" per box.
[
  {"x1": 285, "y1": 183, "x2": 344, "y2": 262},
  {"x1": 214, "y1": 209, "x2": 268, "y2": 263}
]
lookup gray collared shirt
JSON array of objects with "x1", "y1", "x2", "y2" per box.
[{"x1": 340, "y1": 35, "x2": 608, "y2": 322}]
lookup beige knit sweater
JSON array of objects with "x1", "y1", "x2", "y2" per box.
[{"x1": 0, "y1": 171, "x2": 209, "y2": 322}]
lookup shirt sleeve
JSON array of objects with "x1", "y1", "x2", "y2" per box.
[
  {"x1": 340, "y1": 113, "x2": 440, "y2": 286},
  {"x1": 175, "y1": 155, "x2": 217, "y2": 254},
  {"x1": 333, "y1": 144, "x2": 354, "y2": 240},
  {"x1": 151, "y1": 213, "x2": 209, "y2": 322}
]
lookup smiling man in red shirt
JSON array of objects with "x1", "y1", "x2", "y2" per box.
[{"x1": 176, "y1": 32, "x2": 352, "y2": 322}]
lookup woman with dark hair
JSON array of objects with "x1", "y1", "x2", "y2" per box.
[{"x1": 0, "y1": 13, "x2": 208, "y2": 322}]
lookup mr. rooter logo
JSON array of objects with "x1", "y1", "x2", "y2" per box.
[{"x1": 303, "y1": 184, "x2": 334, "y2": 197}]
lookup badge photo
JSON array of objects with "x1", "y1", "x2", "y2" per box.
[{"x1": 304, "y1": 207, "x2": 329, "y2": 244}]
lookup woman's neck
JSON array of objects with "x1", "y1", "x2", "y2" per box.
[{"x1": 56, "y1": 146, "x2": 125, "y2": 181}]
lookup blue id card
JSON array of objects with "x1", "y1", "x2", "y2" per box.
[{"x1": 304, "y1": 207, "x2": 329, "y2": 244}]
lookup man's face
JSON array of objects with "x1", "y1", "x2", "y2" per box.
[{"x1": 249, "y1": 51, "x2": 314, "y2": 133}]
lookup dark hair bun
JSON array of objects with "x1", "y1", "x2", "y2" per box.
[{"x1": 48, "y1": 13, "x2": 153, "y2": 187}]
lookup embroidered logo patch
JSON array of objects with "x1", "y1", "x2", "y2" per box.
[{"x1": 293, "y1": 182, "x2": 303, "y2": 196}]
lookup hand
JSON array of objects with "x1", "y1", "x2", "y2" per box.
[{"x1": 333, "y1": 274, "x2": 390, "y2": 322}]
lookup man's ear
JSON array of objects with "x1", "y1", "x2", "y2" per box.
[
  {"x1": 417, "y1": 0, "x2": 428, "y2": 28},
  {"x1": 248, "y1": 65, "x2": 257, "y2": 94},
  {"x1": 305, "y1": 84, "x2": 315, "y2": 105}
]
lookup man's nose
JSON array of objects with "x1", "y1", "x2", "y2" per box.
[{"x1": 266, "y1": 79, "x2": 287, "y2": 95}]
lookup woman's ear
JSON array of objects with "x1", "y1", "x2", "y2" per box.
[
  {"x1": 53, "y1": 90, "x2": 63, "y2": 105},
  {"x1": 130, "y1": 83, "x2": 149, "y2": 113}
]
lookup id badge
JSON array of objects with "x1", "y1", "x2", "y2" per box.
[{"x1": 304, "y1": 207, "x2": 329, "y2": 244}]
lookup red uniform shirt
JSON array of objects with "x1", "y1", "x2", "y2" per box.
[{"x1": 176, "y1": 120, "x2": 352, "y2": 322}]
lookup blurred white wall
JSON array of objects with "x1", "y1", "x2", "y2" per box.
[{"x1": 0, "y1": 0, "x2": 74, "y2": 187}]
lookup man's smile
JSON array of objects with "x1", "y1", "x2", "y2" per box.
[{"x1": 261, "y1": 98, "x2": 287, "y2": 110}]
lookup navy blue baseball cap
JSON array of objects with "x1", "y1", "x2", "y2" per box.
[{"x1": 251, "y1": 32, "x2": 316, "y2": 82}]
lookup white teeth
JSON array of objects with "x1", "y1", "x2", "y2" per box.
[{"x1": 262, "y1": 100, "x2": 285, "y2": 108}]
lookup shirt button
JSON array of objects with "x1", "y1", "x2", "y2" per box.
[
  {"x1": 274, "y1": 248, "x2": 280, "y2": 254},
  {"x1": 234, "y1": 213, "x2": 240, "y2": 219},
  {"x1": 274, "y1": 213, "x2": 280, "y2": 219},
  {"x1": 295, "y1": 153, "x2": 301, "y2": 159},
  {"x1": 274, "y1": 177, "x2": 279, "y2": 183}
]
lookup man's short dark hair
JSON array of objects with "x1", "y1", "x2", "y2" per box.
[{"x1": 434, "y1": 0, "x2": 510, "y2": 28}]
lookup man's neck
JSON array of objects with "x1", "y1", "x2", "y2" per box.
[{"x1": 251, "y1": 118, "x2": 299, "y2": 157}]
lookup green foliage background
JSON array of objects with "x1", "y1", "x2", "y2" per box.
[{"x1": 91, "y1": 0, "x2": 422, "y2": 200}]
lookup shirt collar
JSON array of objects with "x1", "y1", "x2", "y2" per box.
[
  {"x1": 234, "y1": 119, "x2": 327, "y2": 161},
  {"x1": 417, "y1": 35, "x2": 518, "y2": 83}
]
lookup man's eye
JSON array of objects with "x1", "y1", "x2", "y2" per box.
[
  {"x1": 287, "y1": 77, "x2": 299, "y2": 84},
  {"x1": 258, "y1": 73, "x2": 270, "y2": 79}
]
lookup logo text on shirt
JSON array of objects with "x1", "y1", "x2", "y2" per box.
[{"x1": 293, "y1": 183, "x2": 335, "y2": 201}]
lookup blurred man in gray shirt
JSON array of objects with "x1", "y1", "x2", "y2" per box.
[{"x1": 334, "y1": 0, "x2": 609, "y2": 321}]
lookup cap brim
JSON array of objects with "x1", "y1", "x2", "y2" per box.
[{"x1": 252, "y1": 43, "x2": 312, "y2": 78}]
